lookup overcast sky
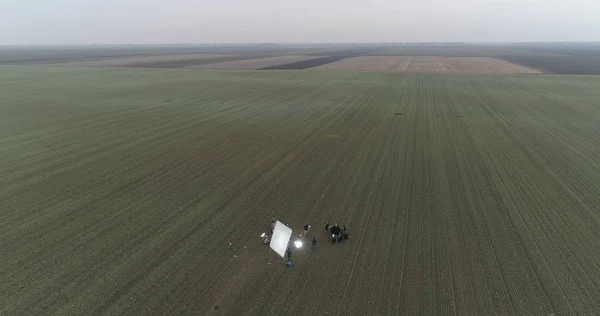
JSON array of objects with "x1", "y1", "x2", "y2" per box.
[{"x1": 1, "y1": 0, "x2": 598, "y2": 45}]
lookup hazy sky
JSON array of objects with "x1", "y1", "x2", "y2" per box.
[{"x1": 1, "y1": 0, "x2": 598, "y2": 44}]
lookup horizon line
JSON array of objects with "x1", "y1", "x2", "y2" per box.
[{"x1": 1, "y1": 41, "x2": 600, "y2": 47}]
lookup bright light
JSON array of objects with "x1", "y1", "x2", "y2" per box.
[{"x1": 294, "y1": 240, "x2": 303, "y2": 248}]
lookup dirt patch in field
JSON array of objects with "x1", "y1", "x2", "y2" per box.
[
  {"x1": 313, "y1": 56, "x2": 541, "y2": 73},
  {"x1": 46, "y1": 54, "x2": 233, "y2": 67},
  {"x1": 498, "y1": 55, "x2": 600, "y2": 74},
  {"x1": 119, "y1": 55, "x2": 271, "y2": 68},
  {"x1": 372, "y1": 46, "x2": 549, "y2": 57},
  {"x1": 188, "y1": 55, "x2": 319, "y2": 70},
  {"x1": 260, "y1": 56, "x2": 348, "y2": 70},
  {"x1": 442, "y1": 57, "x2": 542, "y2": 73}
]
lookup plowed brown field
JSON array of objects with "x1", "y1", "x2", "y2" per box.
[
  {"x1": 188, "y1": 55, "x2": 318, "y2": 70},
  {"x1": 2, "y1": 66, "x2": 600, "y2": 315},
  {"x1": 314, "y1": 56, "x2": 541, "y2": 73},
  {"x1": 47, "y1": 54, "x2": 232, "y2": 67}
]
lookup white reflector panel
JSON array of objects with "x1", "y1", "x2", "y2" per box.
[{"x1": 269, "y1": 221, "x2": 292, "y2": 258}]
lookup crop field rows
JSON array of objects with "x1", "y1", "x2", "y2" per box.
[
  {"x1": 118, "y1": 55, "x2": 273, "y2": 68},
  {"x1": 258, "y1": 56, "x2": 349, "y2": 70},
  {"x1": 2, "y1": 43, "x2": 600, "y2": 73},
  {"x1": 313, "y1": 56, "x2": 541, "y2": 73},
  {"x1": 188, "y1": 55, "x2": 320, "y2": 70},
  {"x1": 38, "y1": 54, "x2": 541, "y2": 73},
  {"x1": 50, "y1": 54, "x2": 236, "y2": 67},
  {"x1": 1, "y1": 66, "x2": 600, "y2": 315},
  {"x1": 498, "y1": 55, "x2": 600, "y2": 75}
]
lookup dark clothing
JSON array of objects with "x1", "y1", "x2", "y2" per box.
[
  {"x1": 330, "y1": 226, "x2": 341, "y2": 235},
  {"x1": 311, "y1": 237, "x2": 317, "y2": 248},
  {"x1": 286, "y1": 248, "x2": 292, "y2": 261}
]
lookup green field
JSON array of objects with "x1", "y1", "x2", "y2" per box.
[{"x1": 2, "y1": 66, "x2": 600, "y2": 315}]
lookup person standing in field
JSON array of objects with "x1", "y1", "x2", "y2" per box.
[
  {"x1": 303, "y1": 224, "x2": 310, "y2": 237},
  {"x1": 270, "y1": 218, "x2": 276, "y2": 234},
  {"x1": 286, "y1": 247, "x2": 293, "y2": 264},
  {"x1": 261, "y1": 233, "x2": 270, "y2": 245},
  {"x1": 311, "y1": 236, "x2": 317, "y2": 249}
]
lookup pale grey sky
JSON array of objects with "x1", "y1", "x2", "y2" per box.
[{"x1": 1, "y1": 0, "x2": 598, "y2": 45}]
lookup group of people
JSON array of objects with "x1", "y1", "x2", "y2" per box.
[
  {"x1": 258, "y1": 218, "x2": 276, "y2": 245},
  {"x1": 302, "y1": 224, "x2": 317, "y2": 249},
  {"x1": 286, "y1": 223, "x2": 316, "y2": 266},
  {"x1": 261, "y1": 218, "x2": 350, "y2": 266},
  {"x1": 260, "y1": 218, "x2": 279, "y2": 245},
  {"x1": 261, "y1": 232, "x2": 270, "y2": 245},
  {"x1": 325, "y1": 222, "x2": 349, "y2": 244}
]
